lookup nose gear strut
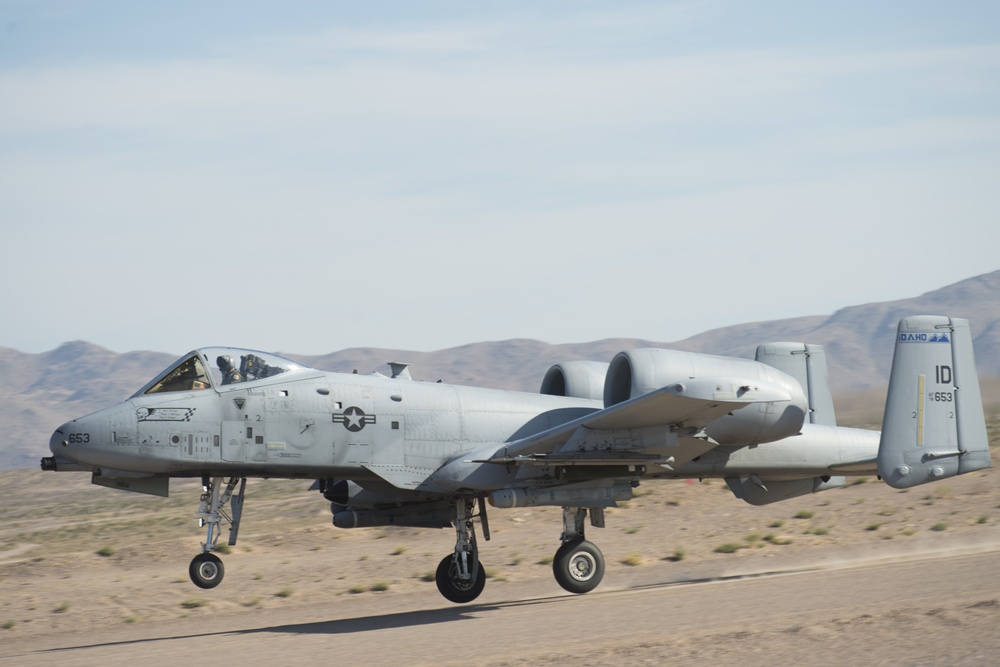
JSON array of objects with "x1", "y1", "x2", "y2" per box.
[{"x1": 189, "y1": 476, "x2": 246, "y2": 589}]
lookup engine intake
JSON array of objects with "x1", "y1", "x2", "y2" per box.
[{"x1": 540, "y1": 361, "x2": 609, "y2": 400}]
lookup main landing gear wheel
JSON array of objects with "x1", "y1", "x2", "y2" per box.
[
  {"x1": 189, "y1": 552, "x2": 225, "y2": 589},
  {"x1": 553, "y1": 539, "x2": 605, "y2": 594},
  {"x1": 435, "y1": 554, "x2": 486, "y2": 604}
]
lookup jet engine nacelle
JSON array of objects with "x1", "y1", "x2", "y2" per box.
[
  {"x1": 604, "y1": 348, "x2": 808, "y2": 445},
  {"x1": 540, "y1": 360, "x2": 610, "y2": 400}
]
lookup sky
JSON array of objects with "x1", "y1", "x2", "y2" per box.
[{"x1": 2, "y1": 1, "x2": 998, "y2": 356}]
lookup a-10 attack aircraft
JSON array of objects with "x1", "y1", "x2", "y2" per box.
[{"x1": 42, "y1": 316, "x2": 991, "y2": 603}]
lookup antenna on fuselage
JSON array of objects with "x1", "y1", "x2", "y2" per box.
[{"x1": 388, "y1": 362, "x2": 412, "y2": 380}]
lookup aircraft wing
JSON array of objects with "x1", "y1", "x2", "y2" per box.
[{"x1": 485, "y1": 377, "x2": 792, "y2": 465}]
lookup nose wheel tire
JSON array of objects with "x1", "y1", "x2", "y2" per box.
[
  {"x1": 553, "y1": 539, "x2": 604, "y2": 594},
  {"x1": 189, "y1": 552, "x2": 225, "y2": 589},
  {"x1": 435, "y1": 554, "x2": 486, "y2": 604}
]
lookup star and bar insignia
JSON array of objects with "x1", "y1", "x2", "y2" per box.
[{"x1": 333, "y1": 406, "x2": 376, "y2": 432}]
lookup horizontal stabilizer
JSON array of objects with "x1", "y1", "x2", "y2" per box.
[{"x1": 878, "y1": 316, "x2": 991, "y2": 489}]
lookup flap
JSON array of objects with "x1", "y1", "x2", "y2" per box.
[{"x1": 498, "y1": 376, "x2": 791, "y2": 459}]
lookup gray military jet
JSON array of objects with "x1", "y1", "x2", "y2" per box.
[{"x1": 41, "y1": 316, "x2": 991, "y2": 603}]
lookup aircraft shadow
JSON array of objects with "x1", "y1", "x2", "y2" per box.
[
  {"x1": 37, "y1": 572, "x2": 808, "y2": 655},
  {"x1": 36, "y1": 593, "x2": 581, "y2": 654}
]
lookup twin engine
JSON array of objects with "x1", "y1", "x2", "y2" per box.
[{"x1": 541, "y1": 348, "x2": 810, "y2": 446}]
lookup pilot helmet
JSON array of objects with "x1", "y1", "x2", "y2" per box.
[{"x1": 217, "y1": 355, "x2": 234, "y2": 371}]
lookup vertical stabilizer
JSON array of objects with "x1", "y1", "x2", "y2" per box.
[
  {"x1": 878, "y1": 316, "x2": 991, "y2": 489},
  {"x1": 756, "y1": 342, "x2": 837, "y2": 426}
]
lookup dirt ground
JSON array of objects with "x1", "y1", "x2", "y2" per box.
[{"x1": 2, "y1": 461, "x2": 999, "y2": 665}]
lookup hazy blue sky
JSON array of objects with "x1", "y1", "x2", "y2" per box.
[{"x1": 2, "y1": 1, "x2": 998, "y2": 356}]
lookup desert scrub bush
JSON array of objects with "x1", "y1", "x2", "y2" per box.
[
  {"x1": 370, "y1": 582, "x2": 390, "y2": 592},
  {"x1": 763, "y1": 533, "x2": 792, "y2": 545},
  {"x1": 391, "y1": 546, "x2": 408, "y2": 556},
  {"x1": 3, "y1": 620, "x2": 15, "y2": 630},
  {"x1": 621, "y1": 553, "x2": 644, "y2": 566},
  {"x1": 181, "y1": 599, "x2": 208, "y2": 609},
  {"x1": 348, "y1": 585, "x2": 367, "y2": 594},
  {"x1": 419, "y1": 571, "x2": 436, "y2": 582},
  {"x1": 623, "y1": 526, "x2": 641, "y2": 535},
  {"x1": 744, "y1": 533, "x2": 762, "y2": 543},
  {"x1": 794, "y1": 510, "x2": 814, "y2": 520},
  {"x1": 977, "y1": 516, "x2": 989, "y2": 524},
  {"x1": 95, "y1": 546, "x2": 116, "y2": 557},
  {"x1": 53, "y1": 603, "x2": 69, "y2": 614},
  {"x1": 214, "y1": 544, "x2": 232, "y2": 555},
  {"x1": 714, "y1": 543, "x2": 743, "y2": 554},
  {"x1": 930, "y1": 522, "x2": 948, "y2": 532},
  {"x1": 769, "y1": 519, "x2": 785, "y2": 528},
  {"x1": 666, "y1": 547, "x2": 686, "y2": 562},
  {"x1": 275, "y1": 588, "x2": 294, "y2": 598},
  {"x1": 865, "y1": 523, "x2": 882, "y2": 531},
  {"x1": 805, "y1": 526, "x2": 829, "y2": 535}
]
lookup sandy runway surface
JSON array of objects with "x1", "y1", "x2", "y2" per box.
[
  {"x1": 3, "y1": 545, "x2": 999, "y2": 667},
  {"x1": 3, "y1": 465, "x2": 999, "y2": 666}
]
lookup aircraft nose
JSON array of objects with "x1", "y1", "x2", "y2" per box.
[
  {"x1": 50, "y1": 422, "x2": 72, "y2": 454},
  {"x1": 42, "y1": 421, "x2": 90, "y2": 471},
  {"x1": 48, "y1": 413, "x2": 106, "y2": 462}
]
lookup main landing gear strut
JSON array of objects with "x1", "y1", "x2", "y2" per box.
[
  {"x1": 189, "y1": 476, "x2": 246, "y2": 589},
  {"x1": 435, "y1": 497, "x2": 489, "y2": 603},
  {"x1": 434, "y1": 501, "x2": 607, "y2": 604},
  {"x1": 552, "y1": 506, "x2": 606, "y2": 594}
]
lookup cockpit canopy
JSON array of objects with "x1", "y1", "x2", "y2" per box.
[{"x1": 133, "y1": 347, "x2": 311, "y2": 396}]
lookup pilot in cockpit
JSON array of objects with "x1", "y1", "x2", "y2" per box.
[{"x1": 217, "y1": 355, "x2": 244, "y2": 385}]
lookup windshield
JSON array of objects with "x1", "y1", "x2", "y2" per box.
[
  {"x1": 142, "y1": 354, "x2": 212, "y2": 394},
  {"x1": 134, "y1": 347, "x2": 310, "y2": 396}
]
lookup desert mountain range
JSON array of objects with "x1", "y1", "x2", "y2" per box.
[{"x1": 2, "y1": 271, "x2": 998, "y2": 470}]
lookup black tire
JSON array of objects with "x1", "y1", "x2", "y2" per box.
[
  {"x1": 189, "y1": 552, "x2": 225, "y2": 589},
  {"x1": 435, "y1": 554, "x2": 486, "y2": 604},
  {"x1": 552, "y1": 539, "x2": 604, "y2": 594}
]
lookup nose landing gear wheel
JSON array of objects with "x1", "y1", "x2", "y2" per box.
[
  {"x1": 435, "y1": 554, "x2": 486, "y2": 604},
  {"x1": 553, "y1": 539, "x2": 604, "y2": 594},
  {"x1": 190, "y1": 552, "x2": 225, "y2": 589}
]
